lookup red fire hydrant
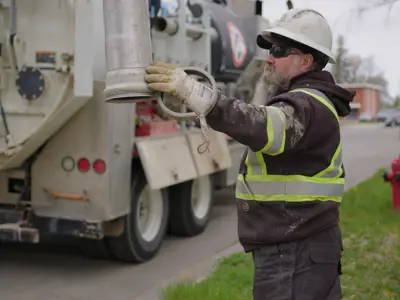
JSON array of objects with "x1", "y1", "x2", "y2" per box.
[{"x1": 383, "y1": 156, "x2": 400, "y2": 210}]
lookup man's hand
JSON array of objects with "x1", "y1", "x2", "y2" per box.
[
  {"x1": 144, "y1": 61, "x2": 217, "y2": 116},
  {"x1": 144, "y1": 61, "x2": 189, "y2": 99}
]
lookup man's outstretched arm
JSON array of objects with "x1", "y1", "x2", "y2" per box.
[
  {"x1": 205, "y1": 92, "x2": 310, "y2": 154},
  {"x1": 144, "y1": 61, "x2": 310, "y2": 153}
]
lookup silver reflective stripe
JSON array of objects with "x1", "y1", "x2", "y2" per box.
[
  {"x1": 243, "y1": 88, "x2": 344, "y2": 191},
  {"x1": 245, "y1": 151, "x2": 265, "y2": 175},
  {"x1": 261, "y1": 106, "x2": 286, "y2": 155},
  {"x1": 236, "y1": 178, "x2": 344, "y2": 198},
  {"x1": 292, "y1": 88, "x2": 343, "y2": 178},
  {"x1": 245, "y1": 106, "x2": 286, "y2": 175}
]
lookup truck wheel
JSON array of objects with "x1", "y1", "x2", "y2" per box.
[
  {"x1": 78, "y1": 238, "x2": 113, "y2": 260},
  {"x1": 107, "y1": 169, "x2": 169, "y2": 263},
  {"x1": 168, "y1": 175, "x2": 214, "y2": 237}
]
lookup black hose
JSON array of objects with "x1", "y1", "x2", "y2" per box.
[{"x1": 0, "y1": 97, "x2": 10, "y2": 144}]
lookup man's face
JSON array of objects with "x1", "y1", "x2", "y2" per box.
[{"x1": 262, "y1": 45, "x2": 305, "y2": 90}]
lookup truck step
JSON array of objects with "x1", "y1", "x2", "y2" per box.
[
  {"x1": 0, "y1": 209, "x2": 24, "y2": 224},
  {"x1": 0, "y1": 223, "x2": 39, "y2": 243}
]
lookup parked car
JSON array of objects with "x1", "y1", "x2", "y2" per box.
[
  {"x1": 377, "y1": 108, "x2": 396, "y2": 122},
  {"x1": 384, "y1": 114, "x2": 400, "y2": 127},
  {"x1": 359, "y1": 112, "x2": 373, "y2": 122}
]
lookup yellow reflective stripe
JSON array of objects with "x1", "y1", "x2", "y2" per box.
[
  {"x1": 236, "y1": 177, "x2": 344, "y2": 196},
  {"x1": 236, "y1": 192, "x2": 342, "y2": 203},
  {"x1": 292, "y1": 88, "x2": 344, "y2": 178},
  {"x1": 261, "y1": 112, "x2": 274, "y2": 152},
  {"x1": 256, "y1": 152, "x2": 267, "y2": 175},
  {"x1": 236, "y1": 174, "x2": 343, "y2": 202},
  {"x1": 292, "y1": 88, "x2": 339, "y2": 121},
  {"x1": 237, "y1": 174, "x2": 344, "y2": 185},
  {"x1": 336, "y1": 163, "x2": 343, "y2": 178},
  {"x1": 260, "y1": 106, "x2": 286, "y2": 155},
  {"x1": 246, "y1": 151, "x2": 267, "y2": 175},
  {"x1": 245, "y1": 155, "x2": 253, "y2": 175},
  {"x1": 273, "y1": 108, "x2": 286, "y2": 155},
  {"x1": 315, "y1": 141, "x2": 342, "y2": 178},
  {"x1": 237, "y1": 88, "x2": 345, "y2": 204}
]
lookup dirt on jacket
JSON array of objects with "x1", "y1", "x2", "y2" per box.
[{"x1": 206, "y1": 70, "x2": 355, "y2": 251}]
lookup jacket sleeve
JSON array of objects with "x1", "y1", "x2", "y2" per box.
[{"x1": 205, "y1": 91, "x2": 311, "y2": 154}]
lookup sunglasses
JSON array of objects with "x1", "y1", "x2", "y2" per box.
[{"x1": 269, "y1": 45, "x2": 300, "y2": 58}]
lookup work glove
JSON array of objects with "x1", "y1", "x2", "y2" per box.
[{"x1": 144, "y1": 61, "x2": 217, "y2": 116}]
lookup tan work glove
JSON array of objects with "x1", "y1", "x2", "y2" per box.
[{"x1": 144, "y1": 62, "x2": 217, "y2": 116}]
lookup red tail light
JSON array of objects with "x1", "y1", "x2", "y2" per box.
[
  {"x1": 77, "y1": 158, "x2": 90, "y2": 173},
  {"x1": 93, "y1": 159, "x2": 106, "y2": 174}
]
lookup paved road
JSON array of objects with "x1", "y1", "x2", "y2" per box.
[{"x1": 0, "y1": 124, "x2": 399, "y2": 300}]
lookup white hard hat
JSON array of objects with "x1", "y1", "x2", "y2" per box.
[{"x1": 257, "y1": 8, "x2": 336, "y2": 64}]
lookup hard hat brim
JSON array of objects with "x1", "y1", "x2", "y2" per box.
[
  {"x1": 258, "y1": 27, "x2": 336, "y2": 64},
  {"x1": 256, "y1": 34, "x2": 273, "y2": 50},
  {"x1": 256, "y1": 33, "x2": 301, "y2": 51}
]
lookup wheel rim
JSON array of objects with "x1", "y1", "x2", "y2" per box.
[
  {"x1": 136, "y1": 186, "x2": 164, "y2": 242},
  {"x1": 191, "y1": 175, "x2": 212, "y2": 220}
]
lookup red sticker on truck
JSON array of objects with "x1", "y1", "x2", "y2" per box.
[{"x1": 226, "y1": 21, "x2": 247, "y2": 67}]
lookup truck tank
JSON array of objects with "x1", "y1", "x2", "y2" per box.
[
  {"x1": 0, "y1": 0, "x2": 234, "y2": 264},
  {"x1": 0, "y1": 0, "x2": 95, "y2": 170},
  {"x1": 156, "y1": 0, "x2": 262, "y2": 83},
  {"x1": 205, "y1": 1, "x2": 259, "y2": 82}
]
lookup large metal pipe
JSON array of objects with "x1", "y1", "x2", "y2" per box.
[
  {"x1": 153, "y1": 17, "x2": 219, "y2": 41},
  {"x1": 102, "y1": 0, "x2": 154, "y2": 103},
  {"x1": 153, "y1": 17, "x2": 179, "y2": 35},
  {"x1": 8, "y1": 0, "x2": 18, "y2": 72}
]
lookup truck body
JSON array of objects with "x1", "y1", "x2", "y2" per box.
[{"x1": 0, "y1": 0, "x2": 267, "y2": 263}]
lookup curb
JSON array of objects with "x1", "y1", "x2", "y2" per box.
[{"x1": 135, "y1": 242, "x2": 243, "y2": 300}]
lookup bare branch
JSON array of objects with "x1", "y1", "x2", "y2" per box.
[{"x1": 355, "y1": 0, "x2": 399, "y2": 22}]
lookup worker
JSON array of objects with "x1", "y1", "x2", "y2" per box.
[{"x1": 144, "y1": 8, "x2": 355, "y2": 300}]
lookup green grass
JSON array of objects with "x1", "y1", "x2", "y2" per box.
[{"x1": 162, "y1": 169, "x2": 400, "y2": 300}]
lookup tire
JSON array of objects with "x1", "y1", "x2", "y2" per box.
[
  {"x1": 106, "y1": 167, "x2": 169, "y2": 263},
  {"x1": 168, "y1": 175, "x2": 214, "y2": 237},
  {"x1": 78, "y1": 238, "x2": 113, "y2": 261}
]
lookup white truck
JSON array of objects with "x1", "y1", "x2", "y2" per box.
[{"x1": 0, "y1": 0, "x2": 268, "y2": 263}]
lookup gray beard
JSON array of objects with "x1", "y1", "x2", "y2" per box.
[
  {"x1": 251, "y1": 69, "x2": 285, "y2": 106},
  {"x1": 250, "y1": 80, "x2": 278, "y2": 106}
]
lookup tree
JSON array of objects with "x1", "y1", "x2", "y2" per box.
[
  {"x1": 357, "y1": 56, "x2": 376, "y2": 79},
  {"x1": 346, "y1": 54, "x2": 362, "y2": 82},
  {"x1": 331, "y1": 36, "x2": 375, "y2": 84},
  {"x1": 330, "y1": 35, "x2": 391, "y2": 102},
  {"x1": 331, "y1": 35, "x2": 347, "y2": 83},
  {"x1": 331, "y1": 35, "x2": 359, "y2": 83},
  {"x1": 354, "y1": 56, "x2": 389, "y2": 90},
  {"x1": 357, "y1": 0, "x2": 399, "y2": 13},
  {"x1": 393, "y1": 95, "x2": 400, "y2": 108},
  {"x1": 356, "y1": 0, "x2": 400, "y2": 23}
]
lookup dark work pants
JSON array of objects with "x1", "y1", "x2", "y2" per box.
[{"x1": 252, "y1": 226, "x2": 343, "y2": 300}]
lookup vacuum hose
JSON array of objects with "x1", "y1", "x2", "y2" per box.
[
  {"x1": 102, "y1": 0, "x2": 217, "y2": 153},
  {"x1": 156, "y1": 67, "x2": 218, "y2": 154},
  {"x1": 155, "y1": 66, "x2": 218, "y2": 120}
]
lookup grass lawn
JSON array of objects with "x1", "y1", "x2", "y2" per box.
[{"x1": 162, "y1": 169, "x2": 400, "y2": 300}]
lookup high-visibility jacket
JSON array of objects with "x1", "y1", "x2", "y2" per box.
[
  {"x1": 236, "y1": 88, "x2": 344, "y2": 202},
  {"x1": 235, "y1": 88, "x2": 345, "y2": 251}
]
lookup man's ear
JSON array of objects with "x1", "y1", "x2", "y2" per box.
[{"x1": 302, "y1": 54, "x2": 314, "y2": 70}]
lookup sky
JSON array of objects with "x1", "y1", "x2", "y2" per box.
[{"x1": 261, "y1": 0, "x2": 400, "y2": 98}]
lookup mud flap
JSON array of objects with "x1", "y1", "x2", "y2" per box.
[{"x1": 135, "y1": 129, "x2": 232, "y2": 190}]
